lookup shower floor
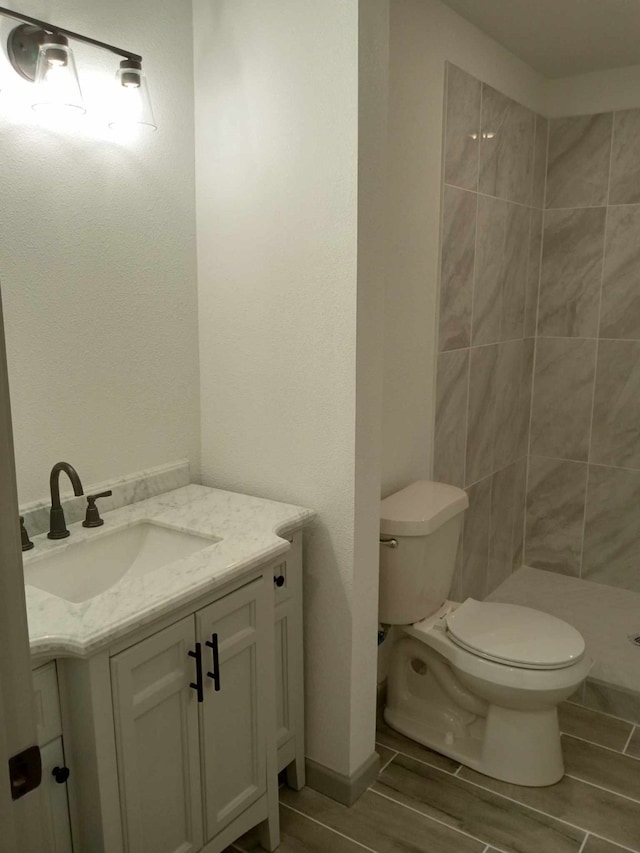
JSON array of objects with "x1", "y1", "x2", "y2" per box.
[{"x1": 488, "y1": 566, "x2": 640, "y2": 723}]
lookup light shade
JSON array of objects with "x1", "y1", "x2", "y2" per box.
[
  {"x1": 32, "y1": 33, "x2": 85, "y2": 117},
  {"x1": 109, "y1": 59, "x2": 156, "y2": 132}
]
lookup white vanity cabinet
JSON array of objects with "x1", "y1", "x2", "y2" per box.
[{"x1": 110, "y1": 576, "x2": 270, "y2": 853}]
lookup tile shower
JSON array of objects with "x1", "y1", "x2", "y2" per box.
[{"x1": 435, "y1": 62, "x2": 640, "y2": 602}]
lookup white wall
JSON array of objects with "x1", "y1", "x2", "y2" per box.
[
  {"x1": 544, "y1": 64, "x2": 640, "y2": 117},
  {"x1": 0, "y1": 0, "x2": 200, "y2": 504},
  {"x1": 382, "y1": 0, "x2": 545, "y2": 497},
  {"x1": 194, "y1": 0, "x2": 388, "y2": 778}
]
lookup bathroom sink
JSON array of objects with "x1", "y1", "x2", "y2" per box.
[{"x1": 24, "y1": 521, "x2": 219, "y2": 603}]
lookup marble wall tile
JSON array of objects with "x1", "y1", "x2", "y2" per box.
[
  {"x1": 487, "y1": 463, "x2": 517, "y2": 593},
  {"x1": 538, "y1": 207, "x2": 606, "y2": 338},
  {"x1": 500, "y1": 203, "x2": 529, "y2": 341},
  {"x1": 525, "y1": 456, "x2": 588, "y2": 576},
  {"x1": 479, "y1": 85, "x2": 535, "y2": 205},
  {"x1": 444, "y1": 63, "x2": 481, "y2": 191},
  {"x1": 472, "y1": 195, "x2": 505, "y2": 345},
  {"x1": 517, "y1": 338, "x2": 535, "y2": 459},
  {"x1": 609, "y1": 109, "x2": 640, "y2": 205},
  {"x1": 512, "y1": 458, "x2": 528, "y2": 570},
  {"x1": 461, "y1": 475, "x2": 492, "y2": 600},
  {"x1": 465, "y1": 344, "x2": 497, "y2": 486},
  {"x1": 531, "y1": 115, "x2": 548, "y2": 209},
  {"x1": 546, "y1": 114, "x2": 613, "y2": 209},
  {"x1": 530, "y1": 337, "x2": 596, "y2": 461},
  {"x1": 434, "y1": 349, "x2": 470, "y2": 488},
  {"x1": 591, "y1": 340, "x2": 640, "y2": 469},
  {"x1": 583, "y1": 465, "x2": 640, "y2": 591},
  {"x1": 600, "y1": 204, "x2": 640, "y2": 340},
  {"x1": 438, "y1": 186, "x2": 476, "y2": 351},
  {"x1": 493, "y1": 340, "x2": 523, "y2": 469},
  {"x1": 524, "y1": 209, "x2": 543, "y2": 337}
]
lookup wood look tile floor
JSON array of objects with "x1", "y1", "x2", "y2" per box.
[{"x1": 228, "y1": 703, "x2": 640, "y2": 853}]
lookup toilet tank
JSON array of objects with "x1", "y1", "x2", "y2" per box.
[{"x1": 378, "y1": 481, "x2": 468, "y2": 625}]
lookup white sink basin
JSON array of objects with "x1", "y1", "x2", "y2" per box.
[{"x1": 24, "y1": 521, "x2": 219, "y2": 603}]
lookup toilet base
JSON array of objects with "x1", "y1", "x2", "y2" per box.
[{"x1": 384, "y1": 702, "x2": 564, "y2": 786}]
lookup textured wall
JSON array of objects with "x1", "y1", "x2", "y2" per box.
[
  {"x1": 0, "y1": 0, "x2": 200, "y2": 504},
  {"x1": 433, "y1": 63, "x2": 547, "y2": 601},
  {"x1": 193, "y1": 0, "x2": 387, "y2": 779},
  {"x1": 526, "y1": 109, "x2": 640, "y2": 594}
]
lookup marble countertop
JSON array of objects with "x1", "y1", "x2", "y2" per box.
[{"x1": 24, "y1": 484, "x2": 314, "y2": 660}]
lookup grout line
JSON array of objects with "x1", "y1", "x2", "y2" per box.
[
  {"x1": 463, "y1": 189, "x2": 479, "y2": 489},
  {"x1": 444, "y1": 181, "x2": 535, "y2": 210},
  {"x1": 369, "y1": 787, "x2": 511, "y2": 853},
  {"x1": 563, "y1": 699, "x2": 640, "y2": 728},
  {"x1": 377, "y1": 748, "x2": 398, "y2": 774},
  {"x1": 280, "y1": 803, "x2": 379, "y2": 853},
  {"x1": 577, "y1": 834, "x2": 590, "y2": 853},
  {"x1": 578, "y1": 123, "x2": 614, "y2": 580},
  {"x1": 586, "y1": 833, "x2": 640, "y2": 853},
  {"x1": 453, "y1": 770, "x2": 601, "y2": 841},
  {"x1": 528, "y1": 454, "x2": 640, "y2": 475},
  {"x1": 623, "y1": 726, "x2": 637, "y2": 755},
  {"x1": 561, "y1": 731, "x2": 640, "y2": 760},
  {"x1": 564, "y1": 771, "x2": 640, "y2": 806},
  {"x1": 375, "y1": 741, "x2": 461, "y2": 777}
]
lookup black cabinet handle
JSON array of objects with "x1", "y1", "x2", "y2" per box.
[
  {"x1": 188, "y1": 643, "x2": 204, "y2": 703},
  {"x1": 205, "y1": 633, "x2": 221, "y2": 691},
  {"x1": 52, "y1": 766, "x2": 70, "y2": 784},
  {"x1": 274, "y1": 575, "x2": 285, "y2": 588}
]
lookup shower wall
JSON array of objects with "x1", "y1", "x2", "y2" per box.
[
  {"x1": 434, "y1": 63, "x2": 547, "y2": 600},
  {"x1": 525, "y1": 110, "x2": 640, "y2": 593}
]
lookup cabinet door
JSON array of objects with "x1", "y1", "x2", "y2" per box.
[
  {"x1": 196, "y1": 578, "x2": 268, "y2": 841},
  {"x1": 111, "y1": 616, "x2": 203, "y2": 853},
  {"x1": 39, "y1": 738, "x2": 73, "y2": 853}
]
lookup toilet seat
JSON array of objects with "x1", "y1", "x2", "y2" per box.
[{"x1": 445, "y1": 599, "x2": 585, "y2": 670}]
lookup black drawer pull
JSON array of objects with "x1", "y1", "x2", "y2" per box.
[
  {"x1": 274, "y1": 575, "x2": 285, "y2": 588},
  {"x1": 52, "y1": 766, "x2": 70, "y2": 784},
  {"x1": 188, "y1": 643, "x2": 204, "y2": 703},
  {"x1": 205, "y1": 633, "x2": 221, "y2": 691}
]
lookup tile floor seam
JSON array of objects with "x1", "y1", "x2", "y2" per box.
[
  {"x1": 452, "y1": 770, "x2": 601, "y2": 841},
  {"x1": 577, "y1": 836, "x2": 589, "y2": 853},
  {"x1": 586, "y1": 833, "x2": 640, "y2": 853},
  {"x1": 279, "y1": 802, "x2": 379, "y2": 853},
  {"x1": 562, "y1": 731, "x2": 639, "y2": 759},
  {"x1": 563, "y1": 771, "x2": 640, "y2": 805},
  {"x1": 375, "y1": 742, "x2": 461, "y2": 777},
  {"x1": 564, "y1": 700, "x2": 640, "y2": 728},
  {"x1": 368, "y1": 786, "x2": 506, "y2": 853},
  {"x1": 376, "y1": 749, "x2": 399, "y2": 774},
  {"x1": 623, "y1": 725, "x2": 636, "y2": 755}
]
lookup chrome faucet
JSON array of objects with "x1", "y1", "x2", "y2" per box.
[{"x1": 48, "y1": 462, "x2": 84, "y2": 540}]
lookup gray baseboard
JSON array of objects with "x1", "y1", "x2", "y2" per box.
[{"x1": 305, "y1": 751, "x2": 380, "y2": 806}]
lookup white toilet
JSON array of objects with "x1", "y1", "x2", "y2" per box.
[{"x1": 380, "y1": 480, "x2": 592, "y2": 787}]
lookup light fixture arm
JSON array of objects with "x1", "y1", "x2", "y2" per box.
[{"x1": 0, "y1": 5, "x2": 142, "y2": 62}]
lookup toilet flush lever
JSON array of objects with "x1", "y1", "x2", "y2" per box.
[{"x1": 380, "y1": 538, "x2": 398, "y2": 549}]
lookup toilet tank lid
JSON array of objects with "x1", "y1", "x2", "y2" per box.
[{"x1": 380, "y1": 481, "x2": 468, "y2": 537}]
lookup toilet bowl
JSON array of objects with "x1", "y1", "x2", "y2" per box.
[{"x1": 379, "y1": 481, "x2": 592, "y2": 787}]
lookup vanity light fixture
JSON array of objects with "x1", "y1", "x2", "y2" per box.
[{"x1": 0, "y1": 5, "x2": 156, "y2": 129}]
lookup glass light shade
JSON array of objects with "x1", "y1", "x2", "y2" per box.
[
  {"x1": 109, "y1": 63, "x2": 156, "y2": 132},
  {"x1": 32, "y1": 39, "x2": 85, "y2": 117}
]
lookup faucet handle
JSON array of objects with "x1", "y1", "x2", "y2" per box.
[
  {"x1": 82, "y1": 491, "x2": 113, "y2": 529},
  {"x1": 20, "y1": 516, "x2": 34, "y2": 552}
]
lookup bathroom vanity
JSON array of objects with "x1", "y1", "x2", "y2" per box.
[{"x1": 24, "y1": 484, "x2": 313, "y2": 853}]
